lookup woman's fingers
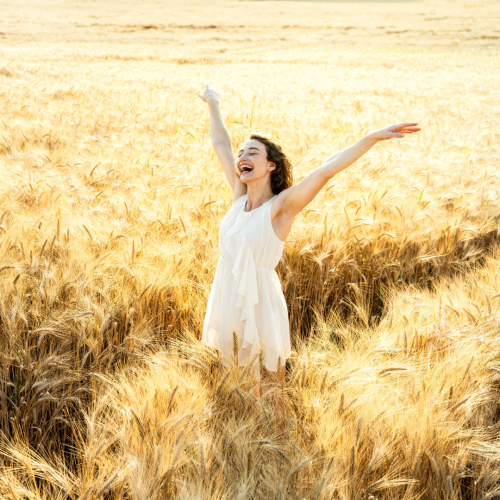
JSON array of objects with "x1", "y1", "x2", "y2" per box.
[
  {"x1": 376, "y1": 123, "x2": 420, "y2": 140},
  {"x1": 200, "y1": 84, "x2": 212, "y2": 94},
  {"x1": 395, "y1": 122, "x2": 419, "y2": 128},
  {"x1": 399, "y1": 126, "x2": 421, "y2": 131},
  {"x1": 200, "y1": 84, "x2": 218, "y2": 96},
  {"x1": 199, "y1": 84, "x2": 213, "y2": 100},
  {"x1": 199, "y1": 84, "x2": 220, "y2": 104},
  {"x1": 398, "y1": 128, "x2": 421, "y2": 134},
  {"x1": 392, "y1": 123, "x2": 420, "y2": 132},
  {"x1": 390, "y1": 124, "x2": 421, "y2": 137}
]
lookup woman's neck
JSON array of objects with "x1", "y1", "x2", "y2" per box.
[{"x1": 244, "y1": 185, "x2": 275, "y2": 211}]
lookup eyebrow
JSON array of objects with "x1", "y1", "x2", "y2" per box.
[{"x1": 238, "y1": 147, "x2": 260, "y2": 154}]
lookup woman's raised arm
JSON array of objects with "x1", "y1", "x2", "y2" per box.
[
  {"x1": 199, "y1": 85, "x2": 246, "y2": 200},
  {"x1": 275, "y1": 123, "x2": 421, "y2": 219}
]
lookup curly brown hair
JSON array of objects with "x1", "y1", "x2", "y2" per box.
[{"x1": 249, "y1": 134, "x2": 293, "y2": 194}]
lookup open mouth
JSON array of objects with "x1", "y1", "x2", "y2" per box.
[{"x1": 240, "y1": 165, "x2": 254, "y2": 175}]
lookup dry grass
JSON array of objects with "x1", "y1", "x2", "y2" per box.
[
  {"x1": 2, "y1": 256, "x2": 500, "y2": 499},
  {"x1": 1, "y1": 0, "x2": 500, "y2": 498}
]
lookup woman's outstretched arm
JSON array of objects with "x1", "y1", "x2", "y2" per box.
[
  {"x1": 275, "y1": 123, "x2": 421, "y2": 218},
  {"x1": 199, "y1": 85, "x2": 246, "y2": 200}
]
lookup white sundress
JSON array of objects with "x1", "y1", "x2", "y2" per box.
[{"x1": 201, "y1": 193, "x2": 291, "y2": 380}]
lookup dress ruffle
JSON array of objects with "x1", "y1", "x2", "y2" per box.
[{"x1": 223, "y1": 209, "x2": 261, "y2": 379}]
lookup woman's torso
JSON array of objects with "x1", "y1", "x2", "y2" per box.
[{"x1": 219, "y1": 194, "x2": 285, "y2": 270}]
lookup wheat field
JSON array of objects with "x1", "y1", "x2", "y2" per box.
[{"x1": 1, "y1": 0, "x2": 500, "y2": 498}]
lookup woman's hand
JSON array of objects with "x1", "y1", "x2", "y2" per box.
[
  {"x1": 370, "y1": 123, "x2": 421, "y2": 141},
  {"x1": 199, "y1": 84, "x2": 220, "y2": 105}
]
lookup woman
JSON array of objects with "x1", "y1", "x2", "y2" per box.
[{"x1": 199, "y1": 84, "x2": 420, "y2": 398}]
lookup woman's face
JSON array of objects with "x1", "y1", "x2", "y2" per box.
[{"x1": 236, "y1": 139, "x2": 275, "y2": 183}]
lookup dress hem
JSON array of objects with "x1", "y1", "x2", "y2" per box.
[{"x1": 201, "y1": 326, "x2": 291, "y2": 374}]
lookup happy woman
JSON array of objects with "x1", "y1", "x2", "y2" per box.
[{"x1": 199, "y1": 84, "x2": 420, "y2": 398}]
